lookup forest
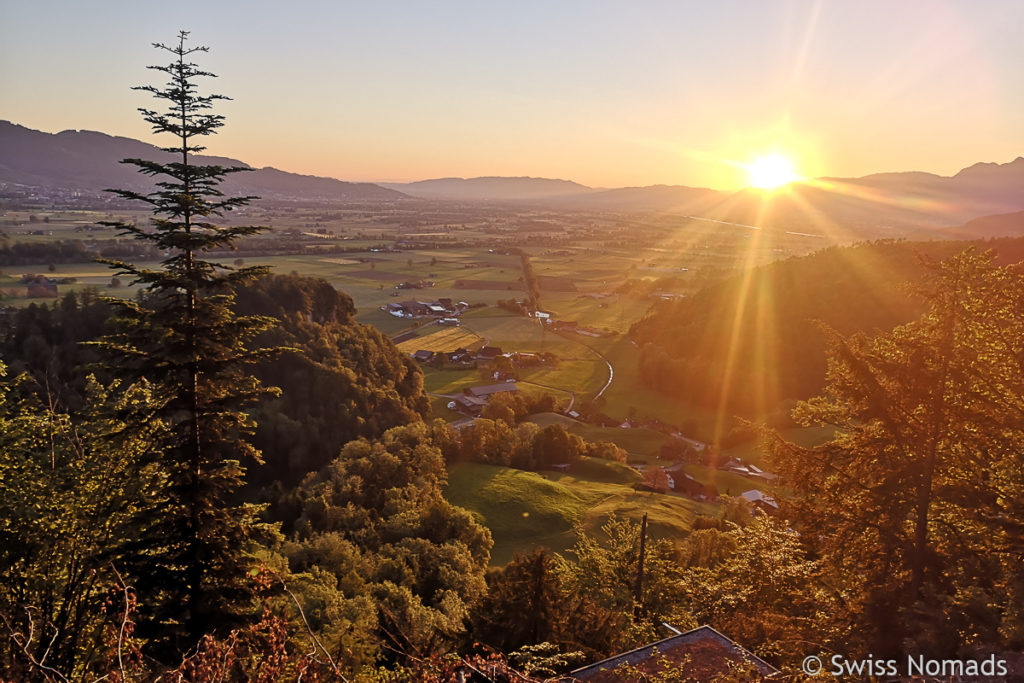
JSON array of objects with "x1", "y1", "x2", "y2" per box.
[
  {"x1": 2, "y1": 33, "x2": 1022, "y2": 682},
  {"x1": 630, "y1": 236, "x2": 1024, "y2": 419}
]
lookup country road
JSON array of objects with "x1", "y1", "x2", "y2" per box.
[
  {"x1": 551, "y1": 330, "x2": 615, "y2": 401},
  {"x1": 682, "y1": 214, "x2": 823, "y2": 239},
  {"x1": 592, "y1": 348, "x2": 614, "y2": 400}
]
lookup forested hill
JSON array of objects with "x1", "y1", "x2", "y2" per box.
[
  {"x1": 630, "y1": 237, "x2": 1024, "y2": 419},
  {"x1": 232, "y1": 274, "x2": 430, "y2": 484},
  {"x1": 0, "y1": 273, "x2": 429, "y2": 485}
]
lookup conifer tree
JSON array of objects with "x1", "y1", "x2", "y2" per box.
[
  {"x1": 96, "y1": 31, "x2": 280, "y2": 653},
  {"x1": 766, "y1": 249, "x2": 1024, "y2": 657}
]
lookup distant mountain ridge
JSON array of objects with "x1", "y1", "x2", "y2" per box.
[
  {"x1": 951, "y1": 210, "x2": 1024, "y2": 238},
  {"x1": 0, "y1": 121, "x2": 408, "y2": 202},
  {"x1": 3, "y1": 121, "x2": 1023, "y2": 236},
  {"x1": 675, "y1": 157, "x2": 1024, "y2": 238}
]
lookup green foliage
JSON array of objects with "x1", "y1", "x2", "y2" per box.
[
  {"x1": 479, "y1": 389, "x2": 530, "y2": 424},
  {"x1": 0, "y1": 289, "x2": 112, "y2": 410},
  {"x1": 455, "y1": 418, "x2": 536, "y2": 467},
  {"x1": 454, "y1": 418, "x2": 618, "y2": 471},
  {"x1": 766, "y1": 248, "x2": 1024, "y2": 657},
  {"x1": 507, "y1": 641, "x2": 586, "y2": 677},
  {"x1": 233, "y1": 273, "x2": 430, "y2": 485},
  {"x1": 561, "y1": 516, "x2": 685, "y2": 631},
  {"x1": 521, "y1": 252, "x2": 541, "y2": 310},
  {"x1": 283, "y1": 422, "x2": 492, "y2": 667},
  {"x1": 470, "y1": 550, "x2": 564, "y2": 652},
  {"x1": 470, "y1": 521, "x2": 690, "y2": 665},
  {"x1": 676, "y1": 516, "x2": 826, "y2": 661},
  {"x1": 0, "y1": 367, "x2": 164, "y2": 677}
]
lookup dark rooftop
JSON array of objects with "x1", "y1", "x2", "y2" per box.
[{"x1": 570, "y1": 625, "x2": 778, "y2": 681}]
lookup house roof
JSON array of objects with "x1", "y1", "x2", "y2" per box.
[
  {"x1": 741, "y1": 489, "x2": 779, "y2": 509},
  {"x1": 570, "y1": 625, "x2": 778, "y2": 681},
  {"x1": 391, "y1": 331, "x2": 417, "y2": 344},
  {"x1": 476, "y1": 345, "x2": 504, "y2": 358},
  {"x1": 466, "y1": 382, "x2": 518, "y2": 397},
  {"x1": 454, "y1": 395, "x2": 487, "y2": 408}
]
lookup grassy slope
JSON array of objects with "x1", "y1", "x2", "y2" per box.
[{"x1": 444, "y1": 459, "x2": 714, "y2": 566}]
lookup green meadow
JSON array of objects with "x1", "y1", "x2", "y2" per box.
[{"x1": 444, "y1": 459, "x2": 715, "y2": 566}]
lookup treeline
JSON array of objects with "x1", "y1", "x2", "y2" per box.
[
  {"x1": 0, "y1": 235, "x2": 387, "y2": 266},
  {"x1": 496, "y1": 297, "x2": 529, "y2": 315},
  {"x1": 630, "y1": 236, "x2": 1024, "y2": 419},
  {"x1": 0, "y1": 238, "x2": 163, "y2": 265},
  {"x1": 450, "y1": 417, "x2": 627, "y2": 469},
  {"x1": 521, "y1": 252, "x2": 541, "y2": 310}
]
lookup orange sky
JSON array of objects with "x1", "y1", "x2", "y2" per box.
[{"x1": 2, "y1": 1, "x2": 1022, "y2": 189}]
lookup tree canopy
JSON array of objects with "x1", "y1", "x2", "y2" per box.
[{"x1": 765, "y1": 249, "x2": 1024, "y2": 658}]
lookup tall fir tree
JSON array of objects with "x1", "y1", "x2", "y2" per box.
[
  {"x1": 765, "y1": 249, "x2": 1024, "y2": 658},
  {"x1": 96, "y1": 31, "x2": 281, "y2": 654}
]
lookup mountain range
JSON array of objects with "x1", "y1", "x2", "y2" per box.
[
  {"x1": 3, "y1": 121, "x2": 1023, "y2": 237},
  {"x1": 0, "y1": 121, "x2": 406, "y2": 202}
]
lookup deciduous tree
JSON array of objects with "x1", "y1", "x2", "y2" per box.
[{"x1": 0, "y1": 368, "x2": 164, "y2": 677}]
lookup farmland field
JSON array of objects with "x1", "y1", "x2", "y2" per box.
[{"x1": 394, "y1": 326, "x2": 484, "y2": 353}]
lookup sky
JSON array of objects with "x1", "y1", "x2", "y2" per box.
[{"x1": 2, "y1": 1, "x2": 1022, "y2": 190}]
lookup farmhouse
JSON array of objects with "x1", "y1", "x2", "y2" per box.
[
  {"x1": 384, "y1": 299, "x2": 459, "y2": 318},
  {"x1": 447, "y1": 382, "x2": 519, "y2": 416},
  {"x1": 449, "y1": 394, "x2": 488, "y2": 415},
  {"x1": 465, "y1": 382, "x2": 518, "y2": 399},
  {"x1": 721, "y1": 458, "x2": 778, "y2": 482},
  {"x1": 411, "y1": 350, "x2": 435, "y2": 363},
  {"x1": 446, "y1": 347, "x2": 473, "y2": 363},
  {"x1": 673, "y1": 471, "x2": 715, "y2": 499},
  {"x1": 475, "y1": 345, "x2": 504, "y2": 361},
  {"x1": 741, "y1": 489, "x2": 779, "y2": 513}
]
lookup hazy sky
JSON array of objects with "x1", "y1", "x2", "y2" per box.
[{"x1": 2, "y1": 1, "x2": 1022, "y2": 189}]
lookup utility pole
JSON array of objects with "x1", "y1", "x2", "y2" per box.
[{"x1": 633, "y1": 512, "x2": 648, "y2": 618}]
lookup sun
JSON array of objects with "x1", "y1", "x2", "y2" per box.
[{"x1": 746, "y1": 153, "x2": 801, "y2": 190}]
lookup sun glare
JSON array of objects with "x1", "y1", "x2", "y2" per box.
[{"x1": 746, "y1": 154, "x2": 801, "y2": 190}]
